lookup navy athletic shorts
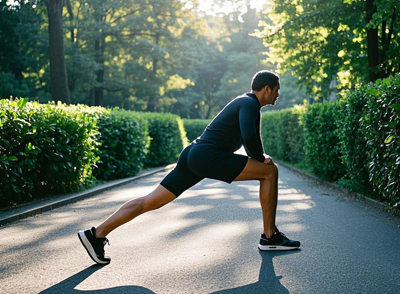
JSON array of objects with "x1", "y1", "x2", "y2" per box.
[{"x1": 160, "y1": 143, "x2": 248, "y2": 197}]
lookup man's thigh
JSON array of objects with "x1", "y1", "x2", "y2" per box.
[{"x1": 233, "y1": 158, "x2": 277, "y2": 181}]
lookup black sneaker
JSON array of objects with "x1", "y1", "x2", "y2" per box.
[
  {"x1": 258, "y1": 227, "x2": 300, "y2": 251},
  {"x1": 78, "y1": 227, "x2": 111, "y2": 264}
]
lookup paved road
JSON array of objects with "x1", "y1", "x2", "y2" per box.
[{"x1": 1, "y1": 165, "x2": 399, "y2": 294}]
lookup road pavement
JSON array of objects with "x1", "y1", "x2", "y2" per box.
[{"x1": 1, "y1": 165, "x2": 399, "y2": 293}]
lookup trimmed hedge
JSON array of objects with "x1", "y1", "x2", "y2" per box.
[
  {"x1": 143, "y1": 113, "x2": 187, "y2": 167},
  {"x1": 183, "y1": 119, "x2": 210, "y2": 142},
  {"x1": 359, "y1": 75, "x2": 400, "y2": 205},
  {"x1": 0, "y1": 100, "x2": 187, "y2": 208},
  {"x1": 337, "y1": 89, "x2": 372, "y2": 195},
  {"x1": 0, "y1": 99, "x2": 99, "y2": 206},
  {"x1": 261, "y1": 106, "x2": 305, "y2": 163},
  {"x1": 93, "y1": 109, "x2": 148, "y2": 181},
  {"x1": 303, "y1": 102, "x2": 346, "y2": 182},
  {"x1": 260, "y1": 73, "x2": 400, "y2": 207}
]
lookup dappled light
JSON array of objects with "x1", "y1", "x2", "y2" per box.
[{"x1": 2, "y1": 164, "x2": 400, "y2": 293}]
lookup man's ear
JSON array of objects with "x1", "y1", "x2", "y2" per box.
[{"x1": 265, "y1": 85, "x2": 271, "y2": 94}]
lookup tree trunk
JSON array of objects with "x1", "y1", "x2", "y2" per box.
[
  {"x1": 366, "y1": 0, "x2": 380, "y2": 82},
  {"x1": 147, "y1": 32, "x2": 161, "y2": 112},
  {"x1": 93, "y1": 37, "x2": 105, "y2": 106},
  {"x1": 44, "y1": 0, "x2": 70, "y2": 104}
]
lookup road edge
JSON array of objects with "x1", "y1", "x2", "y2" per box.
[
  {"x1": 276, "y1": 160, "x2": 399, "y2": 217},
  {"x1": 0, "y1": 164, "x2": 175, "y2": 227}
]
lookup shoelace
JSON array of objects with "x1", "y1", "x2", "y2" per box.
[
  {"x1": 274, "y1": 227, "x2": 289, "y2": 240},
  {"x1": 262, "y1": 227, "x2": 287, "y2": 240},
  {"x1": 103, "y1": 238, "x2": 110, "y2": 246}
]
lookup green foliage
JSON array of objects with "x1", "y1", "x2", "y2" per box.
[
  {"x1": 359, "y1": 74, "x2": 400, "y2": 205},
  {"x1": 143, "y1": 113, "x2": 187, "y2": 167},
  {"x1": 93, "y1": 109, "x2": 148, "y2": 181},
  {"x1": 183, "y1": 119, "x2": 210, "y2": 142},
  {"x1": 337, "y1": 90, "x2": 372, "y2": 195},
  {"x1": 0, "y1": 99, "x2": 190, "y2": 208},
  {"x1": 1, "y1": 1, "x2": 277, "y2": 119},
  {"x1": 261, "y1": 106, "x2": 305, "y2": 163},
  {"x1": 303, "y1": 102, "x2": 346, "y2": 182},
  {"x1": 256, "y1": 0, "x2": 400, "y2": 99},
  {"x1": 261, "y1": 74, "x2": 400, "y2": 207},
  {"x1": 0, "y1": 99, "x2": 99, "y2": 207},
  {"x1": 261, "y1": 111, "x2": 280, "y2": 158}
]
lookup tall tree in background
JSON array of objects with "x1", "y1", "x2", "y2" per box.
[
  {"x1": 2, "y1": 0, "x2": 295, "y2": 117},
  {"x1": 44, "y1": 0, "x2": 70, "y2": 104},
  {"x1": 366, "y1": 0, "x2": 398, "y2": 82},
  {"x1": 256, "y1": 0, "x2": 399, "y2": 101},
  {"x1": 0, "y1": 1, "x2": 48, "y2": 99}
]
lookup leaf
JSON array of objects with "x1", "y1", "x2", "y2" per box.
[
  {"x1": 17, "y1": 98, "x2": 28, "y2": 109},
  {"x1": 8, "y1": 156, "x2": 18, "y2": 161},
  {"x1": 388, "y1": 120, "x2": 398, "y2": 128},
  {"x1": 367, "y1": 88, "x2": 381, "y2": 97},
  {"x1": 390, "y1": 104, "x2": 400, "y2": 111}
]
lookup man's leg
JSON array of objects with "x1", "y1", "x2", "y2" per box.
[
  {"x1": 234, "y1": 158, "x2": 278, "y2": 238},
  {"x1": 78, "y1": 185, "x2": 176, "y2": 264},
  {"x1": 78, "y1": 145, "x2": 204, "y2": 265},
  {"x1": 96, "y1": 185, "x2": 176, "y2": 238}
]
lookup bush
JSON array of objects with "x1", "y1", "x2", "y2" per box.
[
  {"x1": 261, "y1": 106, "x2": 305, "y2": 163},
  {"x1": 144, "y1": 113, "x2": 187, "y2": 167},
  {"x1": 93, "y1": 109, "x2": 148, "y2": 181},
  {"x1": 261, "y1": 111, "x2": 280, "y2": 158},
  {"x1": 359, "y1": 74, "x2": 400, "y2": 205},
  {"x1": 337, "y1": 91, "x2": 372, "y2": 195},
  {"x1": 183, "y1": 119, "x2": 210, "y2": 142},
  {"x1": 303, "y1": 102, "x2": 345, "y2": 182},
  {"x1": 0, "y1": 99, "x2": 99, "y2": 207}
]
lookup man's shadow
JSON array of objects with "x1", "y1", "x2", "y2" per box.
[
  {"x1": 39, "y1": 265, "x2": 155, "y2": 294},
  {"x1": 40, "y1": 250, "x2": 298, "y2": 294},
  {"x1": 210, "y1": 250, "x2": 299, "y2": 294}
]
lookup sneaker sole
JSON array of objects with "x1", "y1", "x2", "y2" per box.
[
  {"x1": 78, "y1": 231, "x2": 110, "y2": 265},
  {"x1": 258, "y1": 244, "x2": 299, "y2": 251}
]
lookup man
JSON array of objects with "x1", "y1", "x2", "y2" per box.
[{"x1": 78, "y1": 70, "x2": 300, "y2": 265}]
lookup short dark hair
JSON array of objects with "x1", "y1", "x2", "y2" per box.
[{"x1": 251, "y1": 70, "x2": 280, "y2": 91}]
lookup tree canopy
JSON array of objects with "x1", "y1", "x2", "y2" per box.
[
  {"x1": 255, "y1": 0, "x2": 399, "y2": 101},
  {"x1": 1, "y1": 0, "x2": 397, "y2": 114}
]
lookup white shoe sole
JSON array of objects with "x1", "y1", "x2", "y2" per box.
[
  {"x1": 258, "y1": 244, "x2": 299, "y2": 251},
  {"x1": 78, "y1": 231, "x2": 110, "y2": 264}
]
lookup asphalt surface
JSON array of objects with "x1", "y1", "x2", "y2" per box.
[{"x1": 1, "y1": 165, "x2": 399, "y2": 294}]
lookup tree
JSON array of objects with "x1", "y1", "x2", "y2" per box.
[
  {"x1": 366, "y1": 0, "x2": 399, "y2": 82},
  {"x1": 255, "y1": 0, "x2": 400, "y2": 101},
  {"x1": 0, "y1": 1, "x2": 48, "y2": 99},
  {"x1": 44, "y1": 0, "x2": 70, "y2": 104}
]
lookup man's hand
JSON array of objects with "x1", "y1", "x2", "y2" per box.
[{"x1": 263, "y1": 154, "x2": 275, "y2": 165}]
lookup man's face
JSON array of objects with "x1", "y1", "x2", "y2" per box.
[{"x1": 264, "y1": 82, "x2": 280, "y2": 106}]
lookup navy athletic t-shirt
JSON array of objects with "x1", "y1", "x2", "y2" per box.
[{"x1": 194, "y1": 92, "x2": 265, "y2": 162}]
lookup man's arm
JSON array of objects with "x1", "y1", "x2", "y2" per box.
[{"x1": 239, "y1": 100, "x2": 265, "y2": 162}]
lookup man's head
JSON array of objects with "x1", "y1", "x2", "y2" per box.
[
  {"x1": 251, "y1": 70, "x2": 279, "y2": 92},
  {"x1": 251, "y1": 70, "x2": 280, "y2": 106}
]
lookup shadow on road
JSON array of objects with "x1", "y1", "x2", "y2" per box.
[
  {"x1": 39, "y1": 250, "x2": 299, "y2": 294},
  {"x1": 39, "y1": 264, "x2": 155, "y2": 294},
  {"x1": 210, "y1": 250, "x2": 299, "y2": 294}
]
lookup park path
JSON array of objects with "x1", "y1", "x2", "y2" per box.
[{"x1": 0, "y1": 165, "x2": 399, "y2": 293}]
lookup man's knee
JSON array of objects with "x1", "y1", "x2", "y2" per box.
[{"x1": 262, "y1": 162, "x2": 278, "y2": 180}]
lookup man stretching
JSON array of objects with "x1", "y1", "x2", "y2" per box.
[{"x1": 78, "y1": 70, "x2": 300, "y2": 265}]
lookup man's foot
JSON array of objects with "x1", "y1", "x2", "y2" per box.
[
  {"x1": 258, "y1": 227, "x2": 300, "y2": 251},
  {"x1": 78, "y1": 227, "x2": 111, "y2": 264}
]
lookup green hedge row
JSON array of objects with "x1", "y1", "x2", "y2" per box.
[
  {"x1": 0, "y1": 100, "x2": 186, "y2": 208},
  {"x1": 261, "y1": 106, "x2": 305, "y2": 164},
  {"x1": 143, "y1": 113, "x2": 187, "y2": 167},
  {"x1": 261, "y1": 73, "x2": 400, "y2": 207},
  {"x1": 183, "y1": 119, "x2": 211, "y2": 142}
]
